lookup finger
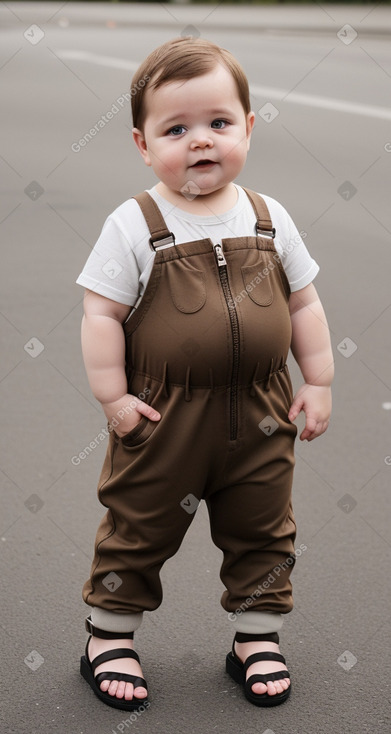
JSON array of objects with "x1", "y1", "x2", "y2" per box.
[
  {"x1": 288, "y1": 399, "x2": 303, "y2": 422},
  {"x1": 134, "y1": 398, "x2": 161, "y2": 421},
  {"x1": 299, "y1": 427, "x2": 312, "y2": 441},
  {"x1": 311, "y1": 419, "x2": 329, "y2": 439},
  {"x1": 302, "y1": 419, "x2": 328, "y2": 441},
  {"x1": 306, "y1": 416, "x2": 317, "y2": 434},
  {"x1": 299, "y1": 416, "x2": 317, "y2": 441}
]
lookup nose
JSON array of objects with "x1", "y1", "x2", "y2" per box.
[{"x1": 189, "y1": 128, "x2": 213, "y2": 150}]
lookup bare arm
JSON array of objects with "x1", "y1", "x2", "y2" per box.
[
  {"x1": 288, "y1": 282, "x2": 334, "y2": 441},
  {"x1": 81, "y1": 290, "x2": 160, "y2": 435}
]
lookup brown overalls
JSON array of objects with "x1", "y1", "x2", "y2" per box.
[{"x1": 82, "y1": 188, "x2": 298, "y2": 620}]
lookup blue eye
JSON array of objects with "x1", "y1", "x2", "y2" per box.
[
  {"x1": 168, "y1": 125, "x2": 186, "y2": 136},
  {"x1": 211, "y1": 119, "x2": 227, "y2": 129}
]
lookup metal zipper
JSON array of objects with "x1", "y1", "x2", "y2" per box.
[{"x1": 214, "y1": 244, "x2": 240, "y2": 441}]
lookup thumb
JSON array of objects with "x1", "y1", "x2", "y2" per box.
[
  {"x1": 288, "y1": 395, "x2": 303, "y2": 422},
  {"x1": 134, "y1": 398, "x2": 161, "y2": 422}
]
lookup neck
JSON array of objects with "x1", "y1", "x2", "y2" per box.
[{"x1": 154, "y1": 182, "x2": 238, "y2": 215}]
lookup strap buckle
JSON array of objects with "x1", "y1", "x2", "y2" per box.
[
  {"x1": 149, "y1": 232, "x2": 176, "y2": 251},
  {"x1": 85, "y1": 615, "x2": 95, "y2": 635},
  {"x1": 84, "y1": 615, "x2": 135, "y2": 639},
  {"x1": 256, "y1": 226, "x2": 276, "y2": 240}
]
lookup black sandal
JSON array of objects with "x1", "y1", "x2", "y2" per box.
[
  {"x1": 226, "y1": 632, "x2": 291, "y2": 707},
  {"x1": 80, "y1": 616, "x2": 148, "y2": 711}
]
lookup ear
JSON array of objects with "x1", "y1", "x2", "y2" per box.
[
  {"x1": 132, "y1": 128, "x2": 151, "y2": 167},
  {"x1": 245, "y1": 111, "x2": 255, "y2": 151}
]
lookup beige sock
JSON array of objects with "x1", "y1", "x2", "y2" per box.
[
  {"x1": 90, "y1": 607, "x2": 143, "y2": 634},
  {"x1": 230, "y1": 610, "x2": 283, "y2": 634}
]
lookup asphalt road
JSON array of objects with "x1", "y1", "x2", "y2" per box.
[{"x1": 1, "y1": 3, "x2": 391, "y2": 734}]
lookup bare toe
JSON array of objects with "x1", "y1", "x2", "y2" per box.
[
  {"x1": 115, "y1": 681, "x2": 127, "y2": 699},
  {"x1": 124, "y1": 682, "x2": 135, "y2": 700},
  {"x1": 251, "y1": 681, "x2": 267, "y2": 694},
  {"x1": 134, "y1": 686, "x2": 147, "y2": 699},
  {"x1": 108, "y1": 680, "x2": 119, "y2": 697},
  {"x1": 266, "y1": 681, "x2": 278, "y2": 696}
]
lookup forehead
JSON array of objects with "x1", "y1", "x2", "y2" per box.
[{"x1": 144, "y1": 64, "x2": 242, "y2": 117}]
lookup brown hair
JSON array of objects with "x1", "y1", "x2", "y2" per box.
[{"x1": 130, "y1": 37, "x2": 251, "y2": 132}]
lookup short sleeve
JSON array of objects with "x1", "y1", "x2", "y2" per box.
[
  {"x1": 76, "y1": 216, "x2": 141, "y2": 306},
  {"x1": 262, "y1": 196, "x2": 319, "y2": 292}
]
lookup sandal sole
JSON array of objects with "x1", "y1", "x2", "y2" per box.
[
  {"x1": 80, "y1": 655, "x2": 149, "y2": 712},
  {"x1": 226, "y1": 652, "x2": 291, "y2": 708}
]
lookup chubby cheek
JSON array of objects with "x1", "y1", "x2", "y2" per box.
[
  {"x1": 157, "y1": 150, "x2": 183, "y2": 179},
  {"x1": 225, "y1": 145, "x2": 247, "y2": 173}
]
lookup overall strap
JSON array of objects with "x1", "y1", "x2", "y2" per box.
[
  {"x1": 241, "y1": 187, "x2": 276, "y2": 240},
  {"x1": 134, "y1": 187, "x2": 276, "y2": 248},
  {"x1": 133, "y1": 191, "x2": 176, "y2": 251}
]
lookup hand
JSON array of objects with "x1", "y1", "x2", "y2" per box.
[
  {"x1": 288, "y1": 384, "x2": 331, "y2": 441},
  {"x1": 101, "y1": 394, "x2": 161, "y2": 438}
]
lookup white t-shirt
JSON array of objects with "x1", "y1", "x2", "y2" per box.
[{"x1": 76, "y1": 184, "x2": 319, "y2": 308}]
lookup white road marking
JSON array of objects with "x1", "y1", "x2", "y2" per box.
[
  {"x1": 58, "y1": 49, "x2": 140, "y2": 72},
  {"x1": 251, "y1": 85, "x2": 391, "y2": 122},
  {"x1": 57, "y1": 50, "x2": 391, "y2": 122}
]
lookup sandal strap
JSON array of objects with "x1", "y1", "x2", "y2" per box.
[
  {"x1": 233, "y1": 632, "x2": 279, "y2": 656},
  {"x1": 234, "y1": 632, "x2": 279, "y2": 644},
  {"x1": 95, "y1": 671, "x2": 147, "y2": 689},
  {"x1": 247, "y1": 669, "x2": 290, "y2": 686},
  {"x1": 244, "y1": 651, "x2": 286, "y2": 673},
  {"x1": 90, "y1": 647, "x2": 140, "y2": 674},
  {"x1": 85, "y1": 616, "x2": 134, "y2": 639}
]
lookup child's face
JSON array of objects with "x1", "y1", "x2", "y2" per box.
[{"x1": 133, "y1": 64, "x2": 255, "y2": 199}]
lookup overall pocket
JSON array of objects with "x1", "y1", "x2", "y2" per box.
[
  {"x1": 115, "y1": 391, "x2": 164, "y2": 448},
  {"x1": 167, "y1": 259, "x2": 206, "y2": 313},
  {"x1": 116, "y1": 415, "x2": 151, "y2": 447},
  {"x1": 241, "y1": 260, "x2": 274, "y2": 306}
]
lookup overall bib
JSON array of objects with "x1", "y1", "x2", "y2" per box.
[{"x1": 82, "y1": 188, "x2": 298, "y2": 620}]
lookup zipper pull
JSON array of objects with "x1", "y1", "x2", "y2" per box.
[{"x1": 214, "y1": 243, "x2": 227, "y2": 267}]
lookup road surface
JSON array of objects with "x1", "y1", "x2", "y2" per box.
[{"x1": 1, "y1": 3, "x2": 390, "y2": 733}]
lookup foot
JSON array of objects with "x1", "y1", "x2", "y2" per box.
[
  {"x1": 87, "y1": 636, "x2": 147, "y2": 701},
  {"x1": 234, "y1": 639, "x2": 290, "y2": 697}
]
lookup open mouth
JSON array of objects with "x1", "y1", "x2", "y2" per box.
[{"x1": 191, "y1": 159, "x2": 216, "y2": 167}]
